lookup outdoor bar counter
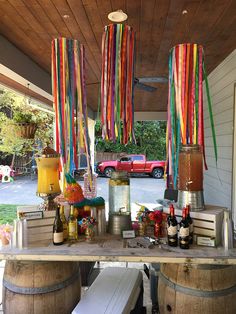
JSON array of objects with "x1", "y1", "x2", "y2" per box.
[{"x1": 1, "y1": 235, "x2": 236, "y2": 265}]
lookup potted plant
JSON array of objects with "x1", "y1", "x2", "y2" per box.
[{"x1": 13, "y1": 110, "x2": 38, "y2": 139}]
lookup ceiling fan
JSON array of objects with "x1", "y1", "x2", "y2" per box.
[{"x1": 134, "y1": 76, "x2": 168, "y2": 92}]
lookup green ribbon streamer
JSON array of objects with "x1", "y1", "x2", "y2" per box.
[{"x1": 203, "y1": 62, "x2": 218, "y2": 163}]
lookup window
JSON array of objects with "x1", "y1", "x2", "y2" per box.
[
  {"x1": 131, "y1": 156, "x2": 143, "y2": 161},
  {"x1": 120, "y1": 157, "x2": 131, "y2": 162}
]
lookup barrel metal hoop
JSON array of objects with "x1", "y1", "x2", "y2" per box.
[
  {"x1": 159, "y1": 271, "x2": 236, "y2": 298},
  {"x1": 3, "y1": 270, "x2": 80, "y2": 295}
]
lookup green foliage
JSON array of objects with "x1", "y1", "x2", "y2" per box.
[
  {"x1": 13, "y1": 110, "x2": 35, "y2": 123},
  {"x1": 95, "y1": 120, "x2": 166, "y2": 160},
  {"x1": 0, "y1": 89, "x2": 53, "y2": 158},
  {"x1": 0, "y1": 205, "x2": 17, "y2": 224}
]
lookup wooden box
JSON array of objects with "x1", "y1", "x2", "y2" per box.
[
  {"x1": 163, "y1": 205, "x2": 225, "y2": 246},
  {"x1": 17, "y1": 206, "x2": 55, "y2": 245}
]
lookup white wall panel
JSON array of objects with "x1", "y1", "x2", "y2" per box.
[{"x1": 203, "y1": 49, "x2": 236, "y2": 226}]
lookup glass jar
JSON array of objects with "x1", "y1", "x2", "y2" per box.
[
  {"x1": 178, "y1": 144, "x2": 203, "y2": 191},
  {"x1": 109, "y1": 171, "x2": 130, "y2": 215}
]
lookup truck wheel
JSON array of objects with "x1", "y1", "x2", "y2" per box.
[
  {"x1": 152, "y1": 168, "x2": 163, "y2": 179},
  {"x1": 104, "y1": 167, "x2": 115, "y2": 178}
]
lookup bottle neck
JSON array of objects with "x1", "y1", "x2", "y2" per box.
[
  {"x1": 186, "y1": 205, "x2": 190, "y2": 216},
  {"x1": 170, "y1": 206, "x2": 175, "y2": 216},
  {"x1": 182, "y1": 209, "x2": 186, "y2": 220},
  {"x1": 56, "y1": 206, "x2": 60, "y2": 217},
  {"x1": 60, "y1": 206, "x2": 64, "y2": 215},
  {"x1": 70, "y1": 206, "x2": 74, "y2": 216}
]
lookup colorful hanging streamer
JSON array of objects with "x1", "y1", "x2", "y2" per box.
[
  {"x1": 51, "y1": 38, "x2": 93, "y2": 189},
  {"x1": 166, "y1": 43, "x2": 217, "y2": 188},
  {"x1": 100, "y1": 24, "x2": 135, "y2": 144}
]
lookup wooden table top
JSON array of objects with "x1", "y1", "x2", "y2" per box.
[{"x1": 1, "y1": 235, "x2": 236, "y2": 265}]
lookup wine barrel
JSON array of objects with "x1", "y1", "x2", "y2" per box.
[
  {"x1": 158, "y1": 263, "x2": 236, "y2": 314},
  {"x1": 3, "y1": 261, "x2": 81, "y2": 314}
]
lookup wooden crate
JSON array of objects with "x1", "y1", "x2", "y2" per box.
[
  {"x1": 163, "y1": 205, "x2": 225, "y2": 246},
  {"x1": 17, "y1": 206, "x2": 55, "y2": 245}
]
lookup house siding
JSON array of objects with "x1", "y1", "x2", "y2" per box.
[{"x1": 203, "y1": 49, "x2": 236, "y2": 215}]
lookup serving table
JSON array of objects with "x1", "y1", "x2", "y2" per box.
[
  {"x1": 2, "y1": 235, "x2": 236, "y2": 314},
  {"x1": 1, "y1": 234, "x2": 236, "y2": 265}
]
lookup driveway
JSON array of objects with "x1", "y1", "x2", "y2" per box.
[{"x1": 0, "y1": 176, "x2": 165, "y2": 206}]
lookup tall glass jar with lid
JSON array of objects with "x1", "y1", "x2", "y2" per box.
[{"x1": 108, "y1": 171, "x2": 131, "y2": 234}]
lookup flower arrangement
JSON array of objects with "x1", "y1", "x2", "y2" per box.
[
  {"x1": 79, "y1": 216, "x2": 97, "y2": 229},
  {"x1": 148, "y1": 210, "x2": 163, "y2": 238},
  {"x1": 148, "y1": 210, "x2": 163, "y2": 225},
  {"x1": 136, "y1": 205, "x2": 150, "y2": 223},
  {"x1": 0, "y1": 224, "x2": 13, "y2": 245}
]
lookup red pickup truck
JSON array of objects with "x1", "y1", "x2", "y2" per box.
[{"x1": 96, "y1": 154, "x2": 165, "y2": 179}]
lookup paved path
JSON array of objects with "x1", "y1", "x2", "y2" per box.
[{"x1": 0, "y1": 175, "x2": 165, "y2": 205}]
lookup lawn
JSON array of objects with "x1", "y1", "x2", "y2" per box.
[{"x1": 0, "y1": 204, "x2": 18, "y2": 224}]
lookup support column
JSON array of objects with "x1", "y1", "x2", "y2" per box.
[{"x1": 88, "y1": 118, "x2": 96, "y2": 172}]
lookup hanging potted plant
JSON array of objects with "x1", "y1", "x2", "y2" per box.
[{"x1": 13, "y1": 110, "x2": 38, "y2": 139}]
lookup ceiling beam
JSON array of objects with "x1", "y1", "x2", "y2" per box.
[
  {"x1": 0, "y1": 35, "x2": 51, "y2": 94},
  {"x1": 0, "y1": 72, "x2": 53, "y2": 107}
]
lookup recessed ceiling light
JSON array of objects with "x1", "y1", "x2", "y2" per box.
[
  {"x1": 63, "y1": 14, "x2": 70, "y2": 19},
  {"x1": 182, "y1": 10, "x2": 188, "y2": 15},
  {"x1": 108, "y1": 10, "x2": 128, "y2": 22}
]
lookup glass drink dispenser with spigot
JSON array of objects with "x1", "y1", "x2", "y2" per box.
[
  {"x1": 36, "y1": 147, "x2": 61, "y2": 210},
  {"x1": 108, "y1": 171, "x2": 132, "y2": 235},
  {"x1": 178, "y1": 144, "x2": 204, "y2": 211}
]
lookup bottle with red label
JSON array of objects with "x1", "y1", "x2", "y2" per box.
[
  {"x1": 167, "y1": 204, "x2": 178, "y2": 247},
  {"x1": 179, "y1": 208, "x2": 190, "y2": 249},
  {"x1": 186, "y1": 205, "x2": 193, "y2": 244}
]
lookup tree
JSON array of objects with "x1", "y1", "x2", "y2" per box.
[
  {"x1": 95, "y1": 120, "x2": 166, "y2": 160},
  {"x1": 0, "y1": 89, "x2": 53, "y2": 165}
]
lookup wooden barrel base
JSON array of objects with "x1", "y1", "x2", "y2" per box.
[
  {"x1": 3, "y1": 261, "x2": 81, "y2": 314},
  {"x1": 158, "y1": 263, "x2": 236, "y2": 314}
]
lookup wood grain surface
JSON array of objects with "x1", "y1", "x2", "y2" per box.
[
  {"x1": 0, "y1": 0, "x2": 235, "y2": 111},
  {"x1": 1, "y1": 234, "x2": 236, "y2": 265}
]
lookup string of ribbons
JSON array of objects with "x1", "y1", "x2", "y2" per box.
[
  {"x1": 100, "y1": 24, "x2": 135, "y2": 144},
  {"x1": 51, "y1": 38, "x2": 93, "y2": 189},
  {"x1": 166, "y1": 43, "x2": 217, "y2": 188}
]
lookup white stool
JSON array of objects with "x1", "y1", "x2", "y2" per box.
[{"x1": 72, "y1": 267, "x2": 143, "y2": 314}]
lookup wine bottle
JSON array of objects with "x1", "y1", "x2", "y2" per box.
[
  {"x1": 179, "y1": 208, "x2": 190, "y2": 249},
  {"x1": 60, "y1": 205, "x2": 68, "y2": 241},
  {"x1": 186, "y1": 205, "x2": 193, "y2": 244},
  {"x1": 68, "y1": 205, "x2": 78, "y2": 241},
  {"x1": 167, "y1": 204, "x2": 178, "y2": 247},
  {"x1": 53, "y1": 205, "x2": 64, "y2": 245}
]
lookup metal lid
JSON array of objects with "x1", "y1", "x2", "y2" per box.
[
  {"x1": 36, "y1": 146, "x2": 60, "y2": 158},
  {"x1": 180, "y1": 144, "x2": 201, "y2": 152},
  {"x1": 110, "y1": 171, "x2": 128, "y2": 180}
]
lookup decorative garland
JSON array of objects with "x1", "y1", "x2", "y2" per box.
[
  {"x1": 51, "y1": 38, "x2": 93, "y2": 188},
  {"x1": 100, "y1": 24, "x2": 135, "y2": 144},
  {"x1": 166, "y1": 43, "x2": 217, "y2": 188}
]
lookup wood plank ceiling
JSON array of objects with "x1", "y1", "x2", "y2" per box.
[{"x1": 0, "y1": 0, "x2": 236, "y2": 112}]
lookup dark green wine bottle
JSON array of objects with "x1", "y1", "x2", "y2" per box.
[
  {"x1": 186, "y1": 205, "x2": 193, "y2": 244},
  {"x1": 167, "y1": 204, "x2": 178, "y2": 247},
  {"x1": 179, "y1": 208, "x2": 190, "y2": 249}
]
